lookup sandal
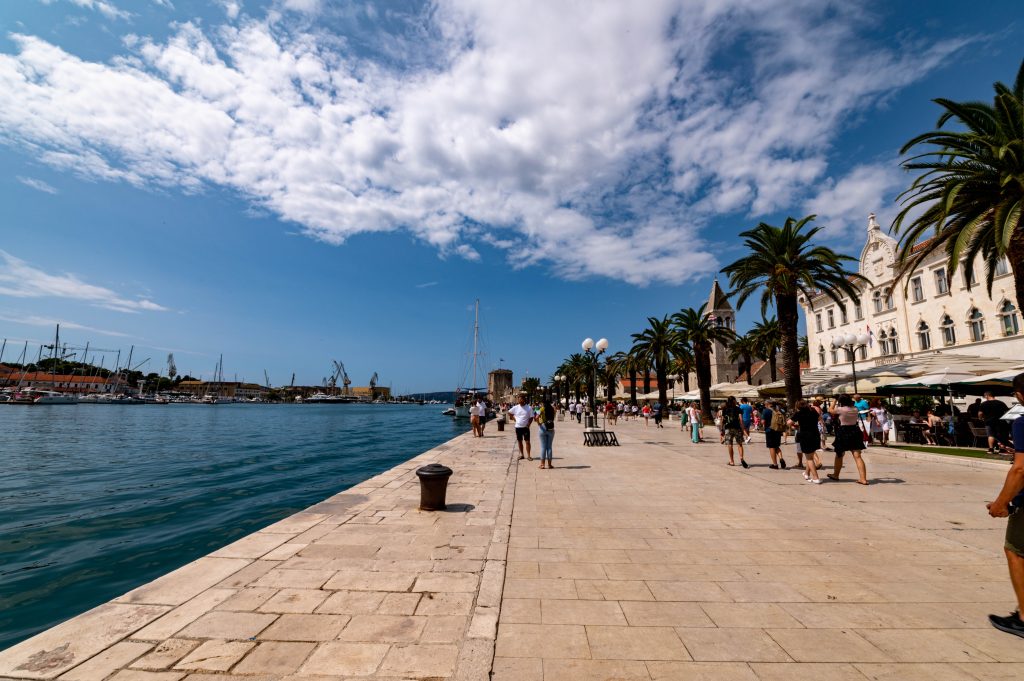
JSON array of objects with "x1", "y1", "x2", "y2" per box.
[
  {"x1": 768, "y1": 464, "x2": 779, "y2": 469},
  {"x1": 827, "y1": 473, "x2": 839, "y2": 480},
  {"x1": 727, "y1": 462, "x2": 735, "y2": 466},
  {"x1": 857, "y1": 480, "x2": 869, "y2": 485}
]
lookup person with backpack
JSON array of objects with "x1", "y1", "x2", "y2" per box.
[
  {"x1": 763, "y1": 400, "x2": 787, "y2": 469},
  {"x1": 721, "y1": 396, "x2": 748, "y2": 467}
]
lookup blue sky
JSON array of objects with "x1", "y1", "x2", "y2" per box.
[{"x1": 1, "y1": 0, "x2": 1021, "y2": 392}]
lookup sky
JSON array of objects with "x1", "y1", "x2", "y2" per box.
[{"x1": 1, "y1": 0, "x2": 1021, "y2": 393}]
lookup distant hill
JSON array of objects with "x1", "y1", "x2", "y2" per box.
[{"x1": 400, "y1": 391, "x2": 455, "y2": 402}]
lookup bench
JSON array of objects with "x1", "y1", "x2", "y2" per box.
[{"x1": 583, "y1": 430, "x2": 619, "y2": 446}]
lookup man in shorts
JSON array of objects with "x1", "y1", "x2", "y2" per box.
[
  {"x1": 739, "y1": 397, "x2": 754, "y2": 443},
  {"x1": 987, "y1": 372, "x2": 1024, "y2": 637},
  {"x1": 508, "y1": 393, "x2": 535, "y2": 461}
]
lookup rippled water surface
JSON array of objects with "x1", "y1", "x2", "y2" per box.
[{"x1": 0, "y1": 403, "x2": 461, "y2": 650}]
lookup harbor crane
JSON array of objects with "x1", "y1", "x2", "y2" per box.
[
  {"x1": 264, "y1": 369, "x2": 271, "y2": 389},
  {"x1": 369, "y1": 371, "x2": 378, "y2": 400},
  {"x1": 331, "y1": 360, "x2": 351, "y2": 395}
]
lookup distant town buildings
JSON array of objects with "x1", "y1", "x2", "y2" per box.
[
  {"x1": 0, "y1": 367, "x2": 118, "y2": 393},
  {"x1": 801, "y1": 214, "x2": 1024, "y2": 369}
]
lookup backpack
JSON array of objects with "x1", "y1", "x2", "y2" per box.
[
  {"x1": 770, "y1": 409, "x2": 785, "y2": 432},
  {"x1": 723, "y1": 407, "x2": 741, "y2": 430}
]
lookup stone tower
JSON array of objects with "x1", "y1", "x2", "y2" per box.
[{"x1": 707, "y1": 279, "x2": 736, "y2": 384}]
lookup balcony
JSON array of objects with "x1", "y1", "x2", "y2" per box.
[{"x1": 873, "y1": 354, "x2": 906, "y2": 366}]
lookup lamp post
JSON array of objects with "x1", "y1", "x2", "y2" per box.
[
  {"x1": 582, "y1": 337, "x2": 608, "y2": 428},
  {"x1": 553, "y1": 374, "x2": 564, "y2": 409},
  {"x1": 831, "y1": 333, "x2": 870, "y2": 394}
]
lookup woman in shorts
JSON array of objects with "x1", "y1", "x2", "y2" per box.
[
  {"x1": 789, "y1": 399, "x2": 823, "y2": 483},
  {"x1": 829, "y1": 395, "x2": 869, "y2": 484},
  {"x1": 869, "y1": 398, "x2": 890, "y2": 446}
]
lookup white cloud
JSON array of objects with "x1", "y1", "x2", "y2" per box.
[
  {"x1": 0, "y1": 251, "x2": 168, "y2": 313},
  {"x1": 17, "y1": 176, "x2": 58, "y2": 194},
  {"x1": 39, "y1": 0, "x2": 131, "y2": 21},
  {"x1": 218, "y1": 0, "x2": 241, "y2": 20},
  {"x1": 803, "y1": 162, "x2": 906, "y2": 239},
  {"x1": 0, "y1": 1, "x2": 967, "y2": 285},
  {"x1": 415, "y1": 281, "x2": 438, "y2": 288},
  {"x1": 0, "y1": 313, "x2": 130, "y2": 337}
]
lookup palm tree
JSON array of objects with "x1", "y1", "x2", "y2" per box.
[
  {"x1": 748, "y1": 317, "x2": 781, "y2": 382},
  {"x1": 892, "y1": 59, "x2": 1024, "y2": 308},
  {"x1": 798, "y1": 335, "x2": 810, "y2": 364},
  {"x1": 621, "y1": 350, "x2": 644, "y2": 405},
  {"x1": 672, "y1": 304, "x2": 735, "y2": 420},
  {"x1": 722, "y1": 215, "x2": 866, "y2": 407},
  {"x1": 630, "y1": 316, "x2": 680, "y2": 408},
  {"x1": 668, "y1": 348, "x2": 694, "y2": 394},
  {"x1": 727, "y1": 333, "x2": 756, "y2": 384}
]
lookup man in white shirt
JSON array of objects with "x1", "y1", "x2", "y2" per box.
[
  {"x1": 469, "y1": 400, "x2": 481, "y2": 437},
  {"x1": 508, "y1": 393, "x2": 535, "y2": 460}
]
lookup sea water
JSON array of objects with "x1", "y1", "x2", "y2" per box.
[{"x1": 0, "y1": 403, "x2": 462, "y2": 650}]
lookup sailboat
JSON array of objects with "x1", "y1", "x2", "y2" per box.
[{"x1": 447, "y1": 299, "x2": 486, "y2": 418}]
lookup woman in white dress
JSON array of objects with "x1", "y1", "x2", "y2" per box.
[{"x1": 869, "y1": 398, "x2": 890, "y2": 446}]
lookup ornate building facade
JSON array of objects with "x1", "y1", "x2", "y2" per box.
[{"x1": 801, "y1": 214, "x2": 1023, "y2": 370}]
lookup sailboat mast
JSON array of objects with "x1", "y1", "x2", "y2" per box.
[{"x1": 472, "y1": 299, "x2": 479, "y2": 390}]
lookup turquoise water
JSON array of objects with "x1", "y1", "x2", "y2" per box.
[{"x1": 0, "y1": 403, "x2": 461, "y2": 650}]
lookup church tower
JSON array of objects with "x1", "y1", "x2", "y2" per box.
[{"x1": 707, "y1": 279, "x2": 736, "y2": 384}]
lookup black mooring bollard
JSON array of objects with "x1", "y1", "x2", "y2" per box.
[{"x1": 416, "y1": 463, "x2": 453, "y2": 511}]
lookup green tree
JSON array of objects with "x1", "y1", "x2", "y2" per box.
[
  {"x1": 668, "y1": 347, "x2": 694, "y2": 394},
  {"x1": 748, "y1": 316, "x2": 781, "y2": 382},
  {"x1": 892, "y1": 59, "x2": 1024, "y2": 308},
  {"x1": 798, "y1": 335, "x2": 810, "y2": 364},
  {"x1": 727, "y1": 333, "x2": 756, "y2": 384},
  {"x1": 722, "y1": 215, "x2": 865, "y2": 407},
  {"x1": 631, "y1": 316, "x2": 680, "y2": 408},
  {"x1": 672, "y1": 304, "x2": 735, "y2": 420}
]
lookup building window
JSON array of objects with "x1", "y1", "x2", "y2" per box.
[
  {"x1": 995, "y1": 257, "x2": 1010, "y2": 277},
  {"x1": 872, "y1": 291, "x2": 882, "y2": 313},
  {"x1": 941, "y1": 314, "x2": 956, "y2": 345},
  {"x1": 963, "y1": 263, "x2": 977, "y2": 288},
  {"x1": 884, "y1": 288, "x2": 894, "y2": 310},
  {"x1": 878, "y1": 330, "x2": 889, "y2": 356},
  {"x1": 854, "y1": 301, "x2": 863, "y2": 320},
  {"x1": 840, "y1": 304, "x2": 848, "y2": 324},
  {"x1": 910, "y1": 277, "x2": 924, "y2": 303},
  {"x1": 968, "y1": 307, "x2": 985, "y2": 342},
  {"x1": 858, "y1": 345, "x2": 867, "y2": 360},
  {"x1": 817, "y1": 346, "x2": 826, "y2": 367},
  {"x1": 889, "y1": 330, "x2": 899, "y2": 354},
  {"x1": 815, "y1": 312, "x2": 822, "y2": 333},
  {"x1": 830, "y1": 348, "x2": 838, "y2": 364},
  {"x1": 827, "y1": 308, "x2": 835, "y2": 329},
  {"x1": 934, "y1": 268, "x2": 948, "y2": 295},
  {"x1": 1000, "y1": 301, "x2": 1020, "y2": 336},
  {"x1": 917, "y1": 321, "x2": 931, "y2": 350}
]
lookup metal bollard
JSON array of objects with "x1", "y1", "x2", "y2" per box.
[{"x1": 416, "y1": 463, "x2": 453, "y2": 511}]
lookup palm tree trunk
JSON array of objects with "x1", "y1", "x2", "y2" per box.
[
  {"x1": 696, "y1": 344, "x2": 713, "y2": 421},
  {"x1": 656, "y1": 359, "x2": 668, "y2": 407},
  {"x1": 744, "y1": 352, "x2": 752, "y2": 384},
  {"x1": 629, "y1": 367, "x2": 637, "y2": 405},
  {"x1": 643, "y1": 368, "x2": 651, "y2": 397},
  {"x1": 1009, "y1": 229, "x2": 1024, "y2": 312},
  {"x1": 683, "y1": 372, "x2": 690, "y2": 392},
  {"x1": 768, "y1": 350, "x2": 777, "y2": 382},
  {"x1": 776, "y1": 292, "x2": 803, "y2": 406}
]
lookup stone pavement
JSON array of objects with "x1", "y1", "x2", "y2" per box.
[
  {"x1": 494, "y1": 414, "x2": 1024, "y2": 681},
  {"x1": 0, "y1": 431, "x2": 519, "y2": 681},
  {"x1": 2, "y1": 414, "x2": 1023, "y2": 681}
]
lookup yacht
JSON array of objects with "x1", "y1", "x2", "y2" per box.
[{"x1": 18, "y1": 389, "x2": 78, "y2": 404}]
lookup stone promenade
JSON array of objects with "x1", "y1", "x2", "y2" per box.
[{"x1": 1, "y1": 414, "x2": 1023, "y2": 681}]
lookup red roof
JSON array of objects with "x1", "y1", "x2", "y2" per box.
[{"x1": 6, "y1": 372, "x2": 115, "y2": 384}]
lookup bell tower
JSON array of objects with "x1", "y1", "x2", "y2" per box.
[{"x1": 707, "y1": 279, "x2": 735, "y2": 384}]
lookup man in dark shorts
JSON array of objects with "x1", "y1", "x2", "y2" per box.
[
  {"x1": 987, "y1": 372, "x2": 1024, "y2": 638},
  {"x1": 980, "y1": 392, "x2": 1010, "y2": 455},
  {"x1": 789, "y1": 399, "x2": 823, "y2": 483},
  {"x1": 508, "y1": 394, "x2": 535, "y2": 461}
]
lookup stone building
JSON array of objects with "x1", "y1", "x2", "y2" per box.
[
  {"x1": 801, "y1": 214, "x2": 1023, "y2": 370},
  {"x1": 488, "y1": 369, "x2": 513, "y2": 401}
]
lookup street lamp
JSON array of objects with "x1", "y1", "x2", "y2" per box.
[
  {"x1": 554, "y1": 374, "x2": 565, "y2": 407},
  {"x1": 581, "y1": 337, "x2": 608, "y2": 428},
  {"x1": 831, "y1": 333, "x2": 870, "y2": 394}
]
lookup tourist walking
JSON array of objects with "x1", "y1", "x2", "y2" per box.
[
  {"x1": 828, "y1": 395, "x2": 868, "y2": 484},
  {"x1": 869, "y1": 399, "x2": 890, "y2": 445},
  {"x1": 508, "y1": 394, "x2": 534, "y2": 461},
  {"x1": 477, "y1": 398, "x2": 488, "y2": 435},
  {"x1": 537, "y1": 396, "x2": 556, "y2": 469},
  {"x1": 469, "y1": 400, "x2": 482, "y2": 437},
  {"x1": 986, "y1": 372, "x2": 1024, "y2": 638},
  {"x1": 790, "y1": 399, "x2": 824, "y2": 483},
  {"x1": 653, "y1": 401, "x2": 665, "y2": 428},
  {"x1": 641, "y1": 402, "x2": 651, "y2": 427},
  {"x1": 575, "y1": 401, "x2": 583, "y2": 423},
  {"x1": 763, "y1": 400, "x2": 786, "y2": 469},
  {"x1": 739, "y1": 397, "x2": 754, "y2": 443},
  {"x1": 686, "y1": 402, "x2": 701, "y2": 443},
  {"x1": 721, "y1": 396, "x2": 748, "y2": 468}
]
